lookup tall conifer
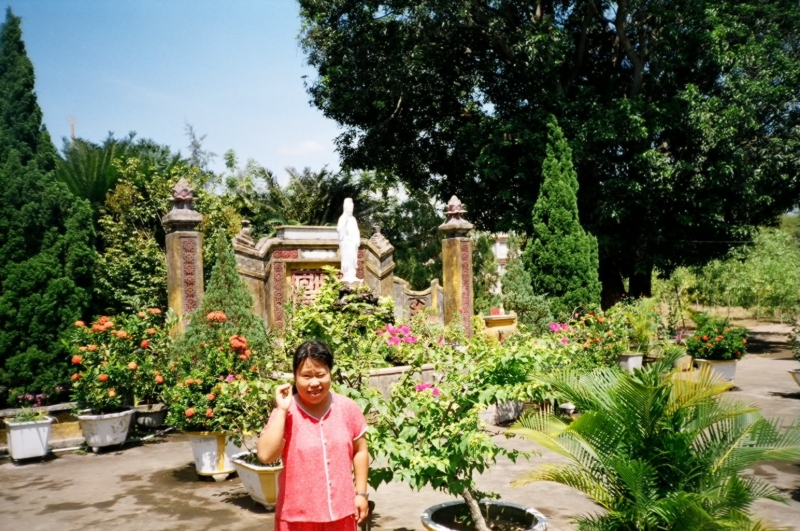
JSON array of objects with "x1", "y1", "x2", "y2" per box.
[
  {"x1": 524, "y1": 117, "x2": 600, "y2": 318},
  {"x1": 0, "y1": 9, "x2": 95, "y2": 404}
]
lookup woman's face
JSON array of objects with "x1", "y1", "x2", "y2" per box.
[{"x1": 294, "y1": 357, "x2": 331, "y2": 406}]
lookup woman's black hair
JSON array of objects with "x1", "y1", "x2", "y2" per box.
[{"x1": 293, "y1": 340, "x2": 334, "y2": 375}]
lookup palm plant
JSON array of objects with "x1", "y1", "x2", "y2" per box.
[{"x1": 508, "y1": 355, "x2": 800, "y2": 530}]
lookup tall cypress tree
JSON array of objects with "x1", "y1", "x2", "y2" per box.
[
  {"x1": 0, "y1": 9, "x2": 95, "y2": 404},
  {"x1": 524, "y1": 117, "x2": 600, "y2": 319}
]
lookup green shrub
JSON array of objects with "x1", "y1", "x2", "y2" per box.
[
  {"x1": 686, "y1": 319, "x2": 748, "y2": 361},
  {"x1": 501, "y1": 233, "x2": 552, "y2": 335}
]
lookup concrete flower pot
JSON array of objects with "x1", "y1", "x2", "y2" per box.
[
  {"x1": 77, "y1": 409, "x2": 135, "y2": 453},
  {"x1": 617, "y1": 353, "x2": 643, "y2": 372},
  {"x1": 134, "y1": 403, "x2": 167, "y2": 429},
  {"x1": 231, "y1": 451, "x2": 283, "y2": 509},
  {"x1": 673, "y1": 355, "x2": 693, "y2": 372},
  {"x1": 4, "y1": 416, "x2": 54, "y2": 460},
  {"x1": 788, "y1": 369, "x2": 800, "y2": 388},
  {"x1": 694, "y1": 359, "x2": 738, "y2": 383},
  {"x1": 187, "y1": 431, "x2": 240, "y2": 478},
  {"x1": 422, "y1": 500, "x2": 547, "y2": 531},
  {"x1": 479, "y1": 400, "x2": 525, "y2": 425}
]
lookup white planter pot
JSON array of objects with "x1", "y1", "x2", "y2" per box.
[
  {"x1": 188, "y1": 432, "x2": 240, "y2": 477},
  {"x1": 789, "y1": 369, "x2": 800, "y2": 388},
  {"x1": 134, "y1": 403, "x2": 167, "y2": 429},
  {"x1": 231, "y1": 451, "x2": 283, "y2": 509},
  {"x1": 673, "y1": 355, "x2": 693, "y2": 372},
  {"x1": 617, "y1": 353, "x2": 643, "y2": 372},
  {"x1": 77, "y1": 409, "x2": 135, "y2": 452},
  {"x1": 4, "y1": 416, "x2": 54, "y2": 460},
  {"x1": 695, "y1": 359, "x2": 738, "y2": 383}
]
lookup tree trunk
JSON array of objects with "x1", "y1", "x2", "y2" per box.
[
  {"x1": 599, "y1": 260, "x2": 625, "y2": 309},
  {"x1": 629, "y1": 266, "x2": 653, "y2": 298},
  {"x1": 461, "y1": 488, "x2": 491, "y2": 531}
]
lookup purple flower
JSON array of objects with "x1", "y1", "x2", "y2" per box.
[{"x1": 225, "y1": 374, "x2": 234, "y2": 383}]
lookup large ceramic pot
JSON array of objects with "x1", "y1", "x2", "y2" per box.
[
  {"x1": 422, "y1": 500, "x2": 547, "y2": 531},
  {"x1": 134, "y1": 403, "x2": 167, "y2": 429},
  {"x1": 77, "y1": 408, "x2": 135, "y2": 453},
  {"x1": 789, "y1": 369, "x2": 800, "y2": 388},
  {"x1": 187, "y1": 431, "x2": 240, "y2": 477},
  {"x1": 4, "y1": 416, "x2": 54, "y2": 460},
  {"x1": 694, "y1": 359, "x2": 738, "y2": 383},
  {"x1": 617, "y1": 353, "x2": 643, "y2": 372},
  {"x1": 231, "y1": 450, "x2": 283, "y2": 508}
]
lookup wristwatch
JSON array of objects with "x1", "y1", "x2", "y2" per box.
[{"x1": 356, "y1": 491, "x2": 369, "y2": 500}]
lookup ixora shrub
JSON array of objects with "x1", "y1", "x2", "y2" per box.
[
  {"x1": 166, "y1": 233, "x2": 277, "y2": 432},
  {"x1": 68, "y1": 309, "x2": 171, "y2": 414},
  {"x1": 686, "y1": 316, "x2": 748, "y2": 361},
  {"x1": 509, "y1": 355, "x2": 800, "y2": 530},
  {"x1": 544, "y1": 309, "x2": 629, "y2": 370}
]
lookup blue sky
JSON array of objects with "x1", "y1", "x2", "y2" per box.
[{"x1": 7, "y1": 0, "x2": 341, "y2": 180}]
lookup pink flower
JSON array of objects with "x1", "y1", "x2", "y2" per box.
[
  {"x1": 399, "y1": 325, "x2": 411, "y2": 335},
  {"x1": 402, "y1": 335, "x2": 418, "y2": 344},
  {"x1": 559, "y1": 323, "x2": 569, "y2": 331},
  {"x1": 548, "y1": 323, "x2": 559, "y2": 333},
  {"x1": 431, "y1": 388, "x2": 440, "y2": 398},
  {"x1": 226, "y1": 374, "x2": 235, "y2": 383},
  {"x1": 560, "y1": 337, "x2": 569, "y2": 345},
  {"x1": 437, "y1": 337, "x2": 444, "y2": 345},
  {"x1": 387, "y1": 336, "x2": 401, "y2": 347},
  {"x1": 415, "y1": 382, "x2": 433, "y2": 392},
  {"x1": 386, "y1": 324, "x2": 398, "y2": 335}
]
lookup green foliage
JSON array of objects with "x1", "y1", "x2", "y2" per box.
[
  {"x1": 472, "y1": 231, "x2": 501, "y2": 315},
  {"x1": 693, "y1": 228, "x2": 800, "y2": 320},
  {"x1": 652, "y1": 267, "x2": 696, "y2": 335},
  {"x1": 544, "y1": 310, "x2": 629, "y2": 371},
  {"x1": 501, "y1": 233, "x2": 552, "y2": 335},
  {"x1": 524, "y1": 118, "x2": 600, "y2": 319},
  {"x1": 620, "y1": 298, "x2": 662, "y2": 354},
  {"x1": 299, "y1": 0, "x2": 800, "y2": 300},
  {"x1": 0, "y1": 9, "x2": 95, "y2": 406},
  {"x1": 8, "y1": 407, "x2": 47, "y2": 423},
  {"x1": 686, "y1": 314, "x2": 748, "y2": 361},
  {"x1": 509, "y1": 359, "x2": 800, "y2": 531},
  {"x1": 789, "y1": 317, "x2": 800, "y2": 362}
]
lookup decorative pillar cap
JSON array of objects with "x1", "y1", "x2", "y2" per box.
[
  {"x1": 234, "y1": 220, "x2": 255, "y2": 248},
  {"x1": 438, "y1": 195, "x2": 474, "y2": 238},
  {"x1": 162, "y1": 178, "x2": 203, "y2": 233}
]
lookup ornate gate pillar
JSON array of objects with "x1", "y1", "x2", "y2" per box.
[
  {"x1": 162, "y1": 179, "x2": 204, "y2": 332},
  {"x1": 439, "y1": 196, "x2": 474, "y2": 336}
]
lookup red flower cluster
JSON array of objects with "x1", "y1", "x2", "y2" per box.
[
  {"x1": 92, "y1": 316, "x2": 115, "y2": 333},
  {"x1": 206, "y1": 311, "x2": 227, "y2": 323}
]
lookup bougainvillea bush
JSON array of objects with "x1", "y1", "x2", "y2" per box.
[
  {"x1": 686, "y1": 318, "x2": 748, "y2": 361},
  {"x1": 68, "y1": 308, "x2": 172, "y2": 414}
]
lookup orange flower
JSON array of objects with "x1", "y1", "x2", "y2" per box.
[
  {"x1": 185, "y1": 378, "x2": 194, "y2": 386},
  {"x1": 116, "y1": 330, "x2": 129, "y2": 340},
  {"x1": 75, "y1": 320, "x2": 86, "y2": 328},
  {"x1": 250, "y1": 365, "x2": 258, "y2": 372},
  {"x1": 155, "y1": 375, "x2": 165, "y2": 384},
  {"x1": 128, "y1": 362, "x2": 138, "y2": 370},
  {"x1": 98, "y1": 374, "x2": 109, "y2": 382},
  {"x1": 230, "y1": 335, "x2": 248, "y2": 352},
  {"x1": 97, "y1": 316, "x2": 109, "y2": 325},
  {"x1": 205, "y1": 408, "x2": 214, "y2": 418},
  {"x1": 207, "y1": 393, "x2": 216, "y2": 401},
  {"x1": 108, "y1": 388, "x2": 117, "y2": 398},
  {"x1": 206, "y1": 311, "x2": 227, "y2": 323},
  {"x1": 702, "y1": 335, "x2": 709, "y2": 342},
  {"x1": 71, "y1": 355, "x2": 82, "y2": 365},
  {"x1": 235, "y1": 374, "x2": 243, "y2": 381},
  {"x1": 147, "y1": 328, "x2": 157, "y2": 335},
  {"x1": 71, "y1": 373, "x2": 81, "y2": 381},
  {"x1": 185, "y1": 407, "x2": 195, "y2": 418},
  {"x1": 141, "y1": 340, "x2": 150, "y2": 349},
  {"x1": 87, "y1": 344, "x2": 98, "y2": 352},
  {"x1": 103, "y1": 321, "x2": 115, "y2": 329},
  {"x1": 597, "y1": 317, "x2": 604, "y2": 323},
  {"x1": 742, "y1": 339, "x2": 747, "y2": 344},
  {"x1": 79, "y1": 346, "x2": 87, "y2": 352},
  {"x1": 239, "y1": 354, "x2": 249, "y2": 361},
  {"x1": 137, "y1": 311, "x2": 146, "y2": 318},
  {"x1": 148, "y1": 308, "x2": 162, "y2": 314},
  {"x1": 92, "y1": 324, "x2": 104, "y2": 333}
]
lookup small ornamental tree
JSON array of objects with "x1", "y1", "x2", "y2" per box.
[
  {"x1": 524, "y1": 117, "x2": 600, "y2": 319},
  {"x1": 166, "y1": 232, "x2": 278, "y2": 432},
  {"x1": 472, "y1": 231, "x2": 501, "y2": 315},
  {"x1": 501, "y1": 233, "x2": 552, "y2": 335}
]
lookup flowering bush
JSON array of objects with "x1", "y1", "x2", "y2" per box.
[
  {"x1": 544, "y1": 309, "x2": 628, "y2": 370},
  {"x1": 68, "y1": 310, "x2": 170, "y2": 414},
  {"x1": 686, "y1": 319, "x2": 748, "y2": 361}
]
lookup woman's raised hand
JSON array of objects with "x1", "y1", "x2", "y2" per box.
[{"x1": 275, "y1": 383, "x2": 293, "y2": 411}]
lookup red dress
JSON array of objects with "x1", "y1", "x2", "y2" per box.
[{"x1": 265, "y1": 392, "x2": 367, "y2": 531}]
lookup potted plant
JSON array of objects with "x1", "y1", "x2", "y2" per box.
[
  {"x1": 369, "y1": 332, "x2": 550, "y2": 531},
  {"x1": 508, "y1": 352, "x2": 800, "y2": 530},
  {"x1": 166, "y1": 234, "x2": 279, "y2": 479},
  {"x1": 618, "y1": 298, "x2": 661, "y2": 371},
  {"x1": 4, "y1": 408, "x2": 54, "y2": 461},
  {"x1": 69, "y1": 315, "x2": 143, "y2": 452},
  {"x1": 686, "y1": 317, "x2": 748, "y2": 383},
  {"x1": 788, "y1": 318, "x2": 800, "y2": 387}
]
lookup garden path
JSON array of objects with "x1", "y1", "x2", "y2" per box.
[{"x1": 0, "y1": 324, "x2": 797, "y2": 531}]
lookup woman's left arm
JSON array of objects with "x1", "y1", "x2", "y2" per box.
[{"x1": 353, "y1": 435, "x2": 369, "y2": 523}]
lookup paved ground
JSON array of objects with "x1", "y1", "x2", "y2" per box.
[{"x1": 1, "y1": 324, "x2": 798, "y2": 531}]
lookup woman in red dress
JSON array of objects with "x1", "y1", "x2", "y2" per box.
[{"x1": 258, "y1": 340, "x2": 369, "y2": 531}]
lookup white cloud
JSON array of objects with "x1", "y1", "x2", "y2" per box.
[{"x1": 277, "y1": 140, "x2": 325, "y2": 156}]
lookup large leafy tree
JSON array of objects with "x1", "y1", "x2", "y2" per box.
[
  {"x1": 0, "y1": 9, "x2": 95, "y2": 403},
  {"x1": 299, "y1": 0, "x2": 800, "y2": 304},
  {"x1": 524, "y1": 117, "x2": 600, "y2": 318}
]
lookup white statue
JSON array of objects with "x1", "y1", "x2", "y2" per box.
[{"x1": 337, "y1": 198, "x2": 361, "y2": 283}]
